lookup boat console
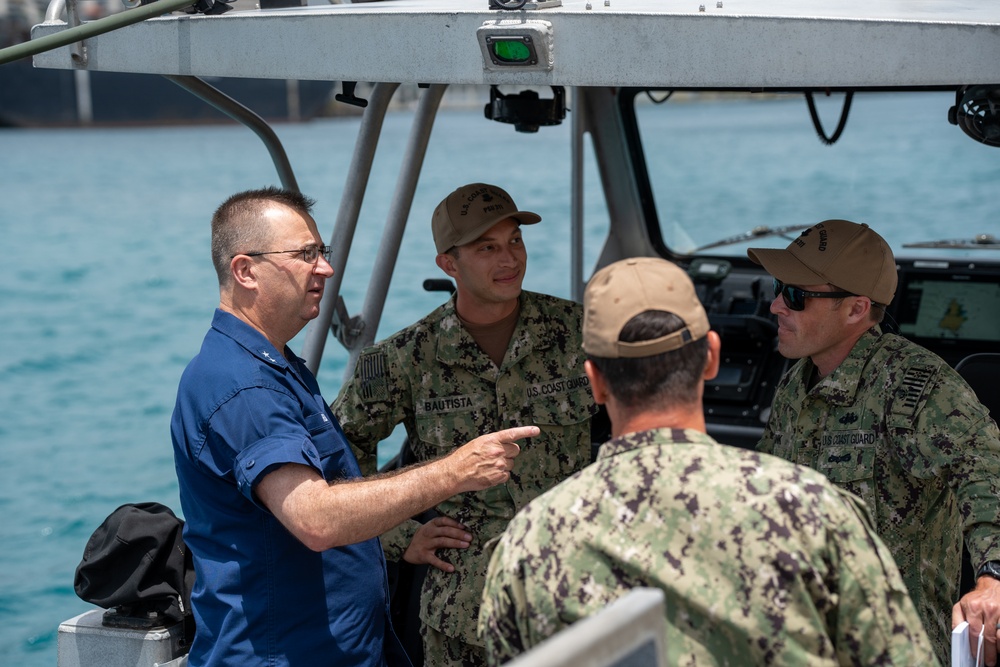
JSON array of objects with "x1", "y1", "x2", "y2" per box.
[
  {"x1": 686, "y1": 261, "x2": 785, "y2": 448},
  {"x1": 893, "y1": 260, "x2": 1000, "y2": 367}
]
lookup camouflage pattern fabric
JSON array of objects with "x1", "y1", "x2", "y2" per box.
[
  {"x1": 758, "y1": 327, "x2": 1000, "y2": 664},
  {"x1": 478, "y1": 427, "x2": 938, "y2": 667},
  {"x1": 421, "y1": 622, "x2": 483, "y2": 667},
  {"x1": 331, "y1": 291, "x2": 595, "y2": 652}
]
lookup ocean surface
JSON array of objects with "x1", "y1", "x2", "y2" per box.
[{"x1": 1, "y1": 90, "x2": 998, "y2": 666}]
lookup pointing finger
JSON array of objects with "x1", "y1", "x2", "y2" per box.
[{"x1": 496, "y1": 425, "x2": 539, "y2": 443}]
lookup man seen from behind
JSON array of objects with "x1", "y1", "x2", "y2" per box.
[{"x1": 479, "y1": 256, "x2": 936, "y2": 666}]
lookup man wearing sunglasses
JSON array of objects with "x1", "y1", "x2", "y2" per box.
[
  {"x1": 332, "y1": 183, "x2": 597, "y2": 667},
  {"x1": 748, "y1": 219, "x2": 1000, "y2": 665}
]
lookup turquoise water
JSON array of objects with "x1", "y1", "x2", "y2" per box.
[{"x1": 1, "y1": 92, "x2": 998, "y2": 666}]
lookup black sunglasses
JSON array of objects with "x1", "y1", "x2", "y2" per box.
[{"x1": 773, "y1": 278, "x2": 855, "y2": 311}]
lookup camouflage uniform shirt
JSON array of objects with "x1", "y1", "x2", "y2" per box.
[
  {"x1": 758, "y1": 327, "x2": 1000, "y2": 663},
  {"x1": 331, "y1": 291, "x2": 595, "y2": 645},
  {"x1": 478, "y1": 427, "x2": 938, "y2": 666}
]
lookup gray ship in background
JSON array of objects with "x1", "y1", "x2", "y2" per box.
[{"x1": 0, "y1": 0, "x2": 336, "y2": 127}]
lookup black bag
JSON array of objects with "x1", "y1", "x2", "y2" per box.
[{"x1": 74, "y1": 502, "x2": 194, "y2": 635}]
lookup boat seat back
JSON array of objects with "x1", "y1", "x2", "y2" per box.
[
  {"x1": 954, "y1": 353, "x2": 1000, "y2": 596},
  {"x1": 503, "y1": 588, "x2": 666, "y2": 667},
  {"x1": 955, "y1": 353, "x2": 1000, "y2": 419}
]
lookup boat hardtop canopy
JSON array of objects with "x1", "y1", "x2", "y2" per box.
[{"x1": 28, "y1": 0, "x2": 1000, "y2": 89}]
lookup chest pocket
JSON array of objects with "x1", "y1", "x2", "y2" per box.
[
  {"x1": 528, "y1": 383, "x2": 595, "y2": 476},
  {"x1": 306, "y1": 410, "x2": 362, "y2": 479},
  {"x1": 529, "y1": 387, "x2": 594, "y2": 427},
  {"x1": 413, "y1": 394, "x2": 491, "y2": 455},
  {"x1": 305, "y1": 410, "x2": 337, "y2": 455},
  {"x1": 817, "y1": 441, "x2": 877, "y2": 516},
  {"x1": 767, "y1": 433, "x2": 795, "y2": 462}
]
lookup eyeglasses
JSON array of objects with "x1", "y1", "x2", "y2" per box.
[
  {"x1": 235, "y1": 244, "x2": 333, "y2": 265},
  {"x1": 773, "y1": 278, "x2": 855, "y2": 311}
]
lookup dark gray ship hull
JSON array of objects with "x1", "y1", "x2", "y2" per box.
[{"x1": 0, "y1": 58, "x2": 335, "y2": 127}]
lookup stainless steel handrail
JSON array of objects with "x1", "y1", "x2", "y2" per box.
[
  {"x1": 301, "y1": 82, "x2": 402, "y2": 374},
  {"x1": 346, "y1": 84, "x2": 447, "y2": 375},
  {"x1": 164, "y1": 75, "x2": 300, "y2": 192},
  {"x1": 1, "y1": 0, "x2": 195, "y2": 66}
]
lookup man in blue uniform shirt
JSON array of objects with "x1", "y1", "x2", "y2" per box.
[{"x1": 171, "y1": 187, "x2": 534, "y2": 667}]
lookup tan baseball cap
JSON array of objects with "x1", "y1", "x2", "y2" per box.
[
  {"x1": 583, "y1": 257, "x2": 710, "y2": 359},
  {"x1": 431, "y1": 183, "x2": 541, "y2": 254},
  {"x1": 747, "y1": 219, "x2": 898, "y2": 306}
]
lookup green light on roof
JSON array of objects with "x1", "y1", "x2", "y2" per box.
[{"x1": 492, "y1": 39, "x2": 532, "y2": 63}]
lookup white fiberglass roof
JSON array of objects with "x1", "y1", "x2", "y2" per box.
[{"x1": 30, "y1": 0, "x2": 1000, "y2": 88}]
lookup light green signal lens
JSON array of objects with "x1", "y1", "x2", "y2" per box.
[{"x1": 493, "y1": 39, "x2": 531, "y2": 63}]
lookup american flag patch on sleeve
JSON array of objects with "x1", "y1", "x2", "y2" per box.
[{"x1": 358, "y1": 349, "x2": 389, "y2": 402}]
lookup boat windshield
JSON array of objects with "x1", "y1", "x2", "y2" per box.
[{"x1": 630, "y1": 90, "x2": 1000, "y2": 260}]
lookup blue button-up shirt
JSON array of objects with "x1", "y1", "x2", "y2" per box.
[{"x1": 171, "y1": 309, "x2": 400, "y2": 666}]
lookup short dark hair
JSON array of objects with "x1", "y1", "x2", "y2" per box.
[
  {"x1": 869, "y1": 303, "x2": 887, "y2": 324},
  {"x1": 828, "y1": 286, "x2": 887, "y2": 324},
  {"x1": 210, "y1": 187, "x2": 316, "y2": 286},
  {"x1": 588, "y1": 310, "x2": 708, "y2": 409}
]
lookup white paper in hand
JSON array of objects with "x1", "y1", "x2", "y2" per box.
[{"x1": 952, "y1": 621, "x2": 986, "y2": 667}]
